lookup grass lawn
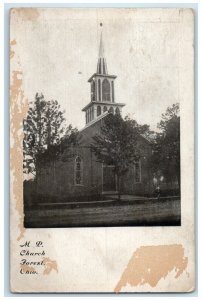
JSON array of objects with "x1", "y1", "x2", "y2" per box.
[{"x1": 24, "y1": 196, "x2": 181, "y2": 228}]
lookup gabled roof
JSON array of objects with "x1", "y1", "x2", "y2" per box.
[
  {"x1": 80, "y1": 111, "x2": 109, "y2": 132},
  {"x1": 139, "y1": 133, "x2": 154, "y2": 145}
]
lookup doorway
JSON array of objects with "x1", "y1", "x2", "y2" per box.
[{"x1": 102, "y1": 165, "x2": 117, "y2": 192}]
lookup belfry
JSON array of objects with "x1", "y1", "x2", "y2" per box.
[{"x1": 82, "y1": 30, "x2": 125, "y2": 125}]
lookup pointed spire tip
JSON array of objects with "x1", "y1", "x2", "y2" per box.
[{"x1": 99, "y1": 32, "x2": 104, "y2": 58}]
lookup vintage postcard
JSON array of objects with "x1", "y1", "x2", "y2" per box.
[{"x1": 10, "y1": 8, "x2": 195, "y2": 292}]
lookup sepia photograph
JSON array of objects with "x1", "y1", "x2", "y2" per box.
[
  {"x1": 20, "y1": 9, "x2": 181, "y2": 228},
  {"x1": 10, "y1": 7, "x2": 195, "y2": 293}
]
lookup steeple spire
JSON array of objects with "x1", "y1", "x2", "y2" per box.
[
  {"x1": 97, "y1": 30, "x2": 108, "y2": 75},
  {"x1": 99, "y1": 32, "x2": 104, "y2": 57}
]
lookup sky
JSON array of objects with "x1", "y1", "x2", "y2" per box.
[{"x1": 12, "y1": 8, "x2": 181, "y2": 131}]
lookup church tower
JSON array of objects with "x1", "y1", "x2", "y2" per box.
[{"x1": 82, "y1": 30, "x2": 125, "y2": 125}]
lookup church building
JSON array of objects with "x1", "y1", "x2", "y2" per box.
[{"x1": 35, "y1": 32, "x2": 153, "y2": 202}]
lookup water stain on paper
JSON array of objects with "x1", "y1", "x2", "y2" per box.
[
  {"x1": 42, "y1": 257, "x2": 58, "y2": 275},
  {"x1": 114, "y1": 244, "x2": 188, "y2": 293},
  {"x1": 10, "y1": 8, "x2": 40, "y2": 22},
  {"x1": 10, "y1": 40, "x2": 29, "y2": 241},
  {"x1": 10, "y1": 39, "x2": 59, "y2": 273},
  {"x1": 10, "y1": 39, "x2": 16, "y2": 59}
]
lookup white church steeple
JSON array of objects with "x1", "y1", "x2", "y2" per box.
[{"x1": 82, "y1": 25, "x2": 125, "y2": 125}]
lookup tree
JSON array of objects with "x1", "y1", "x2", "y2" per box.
[
  {"x1": 23, "y1": 93, "x2": 76, "y2": 177},
  {"x1": 36, "y1": 124, "x2": 79, "y2": 166},
  {"x1": 158, "y1": 103, "x2": 180, "y2": 132},
  {"x1": 150, "y1": 103, "x2": 180, "y2": 190},
  {"x1": 125, "y1": 117, "x2": 156, "y2": 142},
  {"x1": 91, "y1": 113, "x2": 141, "y2": 200}
]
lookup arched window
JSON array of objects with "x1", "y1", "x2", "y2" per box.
[
  {"x1": 115, "y1": 107, "x2": 120, "y2": 115},
  {"x1": 103, "y1": 106, "x2": 108, "y2": 113},
  {"x1": 134, "y1": 159, "x2": 141, "y2": 183},
  {"x1": 98, "y1": 79, "x2": 101, "y2": 101},
  {"x1": 102, "y1": 79, "x2": 111, "y2": 102},
  {"x1": 91, "y1": 80, "x2": 95, "y2": 102},
  {"x1": 97, "y1": 105, "x2": 101, "y2": 116},
  {"x1": 75, "y1": 156, "x2": 83, "y2": 185},
  {"x1": 111, "y1": 81, "x2": 115, "y2": 102},
  {"x1": 109, "y1": 107, "x2": 114, "y2": 114}
]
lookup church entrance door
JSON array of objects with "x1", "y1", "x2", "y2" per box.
[{"x1": 102, "y1": 165, "x2": 117, "y2": 192}]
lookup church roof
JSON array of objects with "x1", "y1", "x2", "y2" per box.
[{"x1": 80, "y1": 110, "x2": 109, "y2": 132}]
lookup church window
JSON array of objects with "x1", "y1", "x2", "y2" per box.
[
  {"x1": 103, "y1": 106, "x2": 108, "y2": 113},
  {"x1": 97, "y1": 106, "x2": 101, "y2": 116},
  {"x1": 102, "y1": 79, "x2": 111, "y2": 102},
  {"x1": 112, "y1": 81, "x2": 114, "y2": 102},
  {"x1": 134, "y1": 159, "x2": 141, "y2": 183},
  {"x1": 75, "y1": 156, "x2": 83, "y2": 185},
  {"x1": 115, "y1": 107, "x2": 120, "y2": 115},
  {"x1": 109, "y1": 107, "x2": 114, "y2": 114}
]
